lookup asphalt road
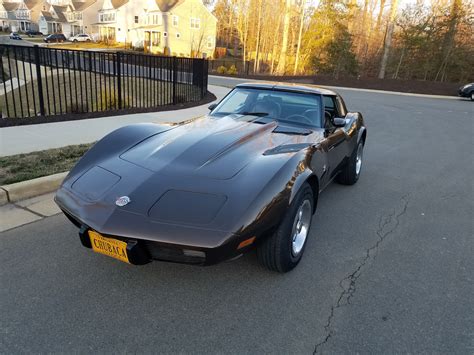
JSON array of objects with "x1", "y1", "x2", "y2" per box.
[{"x1": 1, "y1": 80, "x2": 473, "y2": 353}]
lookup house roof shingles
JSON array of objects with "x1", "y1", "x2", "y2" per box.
[
  {"x1": 109, "y1": 0, "x2": 183, "y2": 10},
  {"x1": 72, "y1": 0, "x2": 96, "y2": 11},
  {"x1": 41, "y1": 11, "x2": 55, "y2": 22},
  {"x1": 3, "y1": 3, "x2": 21, "y2": 11},
  {"x1": 155, "y1": 0, "x2": 184, "y2": 12},
  {"x1": 110, "y1": 0, "x2": 129, "y2": 9},
  {"x1": 51, "y1": 5, "x2": 69, "y2": 23},
  {"x1": 24, "y1": 0, "x2": 41, "y2": 10}
]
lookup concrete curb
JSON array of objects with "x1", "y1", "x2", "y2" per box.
[
  {"x1": 0, "y1": 171, "x2": 68, "y2": 205},
  {"x1": 0, "y1": 189, "x2": 8, "y2": 205}
]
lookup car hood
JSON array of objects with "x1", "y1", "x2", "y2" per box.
[
  {"x1": 57, "y1": 116, "x2": 323, "y2": 245},
  {"x1": 119, "y1": 115, "x2": 312, "y2": 180}
]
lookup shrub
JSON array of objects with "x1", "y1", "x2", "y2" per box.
[
  {"x1": 227, "y1": 65, "x2": 238, "y2": 75},
  {"x1": 93, "y1": 89, "x2": 130, "y2": 111},
  {"x1": 66, "y1": 102, "x2": 86, "y2": 113},
  {"x1": 216, "y1": 65, "x2": 227, "y2": 74}
]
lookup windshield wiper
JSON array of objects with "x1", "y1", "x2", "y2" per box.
[{"x1": 239, "y1": 112, "x2": 269, "y2": 117}]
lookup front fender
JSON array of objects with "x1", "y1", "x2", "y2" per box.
[
  {"x1": 352, "y1": 112, "x2": 366, "y2": 144},
  {"x1": 234, "y1": 147, "x2": 321, "y2": 239}
]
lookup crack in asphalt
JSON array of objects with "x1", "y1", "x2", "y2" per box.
[{"x1": 313, "y1": 194, "x2": 410, "y2": 354}]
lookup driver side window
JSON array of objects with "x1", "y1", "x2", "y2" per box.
[{"x1": 323, "y1": 95, "x2": 340, "y2": 127}]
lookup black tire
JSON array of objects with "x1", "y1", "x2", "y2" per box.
[
  {"x1": 336, "y1": 140, "x2": 364, "y2": 185},
  {"x1": 257, "y1": 182, "x2": 314, "y2": 273},
  {"x1": 471, "y1": 92, "x2": 473, "y2": 101}
]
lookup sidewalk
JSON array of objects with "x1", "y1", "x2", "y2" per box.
[
  {"x1": 0, "y1": 192, "x2": 60, "y2": 232},
  {"x1": 0, "y1": 85, "x2": 230, "y2": 157}
]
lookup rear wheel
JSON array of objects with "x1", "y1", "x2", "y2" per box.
[
  {"x1": 471, "y1": 92, "x2": 473, "y2": 101},
  {"x1": 336, "y1": 140, "x2": 364, "y2": 185},
  {"x1": 257, "y1": 182, "x2": 314, "y2": 273}
]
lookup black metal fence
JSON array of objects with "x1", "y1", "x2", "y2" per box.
[{"x1": 0, "y1": 44, "x2": 208, "y2": 120}]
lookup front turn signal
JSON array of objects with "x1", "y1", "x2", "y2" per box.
[{"x1": 237, "y1": 236, "x2": 256, "y2": 250}]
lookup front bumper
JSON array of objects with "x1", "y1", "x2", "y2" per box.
[
  {"x1": 62, "y1": 209, "x2": 252, "y2": 266},
  {"x1": 458, "y1": 89, "x2": 472, "y2": 97}
]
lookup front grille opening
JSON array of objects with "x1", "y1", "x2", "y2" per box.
[{"x1": 144, "y1": 241, "x2": 206, "y2": 265}]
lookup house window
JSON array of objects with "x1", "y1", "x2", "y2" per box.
[
  {"x1": 207, "y1": 35, "x2": 213, "y2": 48},
  {"x1": 100, "y1": 12, "x2": 115, "y2": 22},
  {"x1": 151, "y1": 31, "x2": 160, "y2": 46},
  {"x1": 172, "y1": 15, "x2": 178, "y2": 27},
  {"x1": 17, "y1": 10, "x2": 30, "y2": 19},
  {"x1": 190, "y1": 17, "x2": 200, "y2": 29},
  {"x1": 176, "y1": 32, "x2": 180, "y2": 39},
  {"x1": 163, "y1": 32, "x2": 167, "y2": 37},
  {"x1": 148, "y1": 13, "x2": 161, "y2": 25},
  {"x1": 134, "y1": 15, "x2": 138, "y2": 23}
]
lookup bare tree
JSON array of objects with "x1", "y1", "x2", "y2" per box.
[
  {"x1": 435, "y1": 0, "x2": 462, "y2": 81},
  {"x1": 275, "y1": 0, "x2": 292, "y2": 75},
  {"x1": 378, "y1": 0, "x2": 399, "y2": 79},
  {"x1": 294, "y1": 0, "x2": 306, "y2": 75}
]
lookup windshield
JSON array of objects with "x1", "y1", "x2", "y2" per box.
[{"x1": 210, "y1": 88, "x2": 323, "y2": 128}]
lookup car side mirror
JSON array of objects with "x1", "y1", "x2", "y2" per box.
[
  {"x1": 208, "y1": 103, "x2": 217, "y2": 111},
  {"x1": 332, "y1": 117, "x2": 347, "y2": 127}
]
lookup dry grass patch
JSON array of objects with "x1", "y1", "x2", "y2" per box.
[{"x1": 0, "y1": 143, "x2": 93, "y2": 185}]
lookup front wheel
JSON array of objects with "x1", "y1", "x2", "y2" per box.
[
  {"x1": 471, "y1": 92, "x2": 473, "y2": 101},
  {"x1": 257, "y1": 182, "x2": 314, "y2": 273},
  {"x1": 336, "y1": 140, "x2": 364, "y2": 185}
]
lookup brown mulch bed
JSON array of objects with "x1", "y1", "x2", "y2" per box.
[{"x1": 212, "y1": 73, "x2": 462, "y2": 96}]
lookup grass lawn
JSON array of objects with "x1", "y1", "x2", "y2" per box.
[
  {"x1": 21, "y1": 38, "x2": 126, "y2": 50},
  {"x1": 0, "y1": 143, "x2": 93, "y2": 185},
  {"x1": 24, "y1": 37, "x2": 44, "y2": 43},
  {"x1": 45, "y1": 42, "x2": 126, "y2": 51}
]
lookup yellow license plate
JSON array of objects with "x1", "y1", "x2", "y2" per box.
[{"x1": 88, "y1": 230, "x2": 130, "y2": 264}]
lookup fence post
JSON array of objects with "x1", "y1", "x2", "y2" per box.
[
  {"x1": 116, "y1": 52, "x2": 122, "y2": 109},
  {"x1": 201, "y1": 59, "x2": 206, "y2": 98},
  {"x1": 33, "y1": 45, "x2": 45, "y2": 116},
  {"x1": 172, "y1": 56, "x2": 177, "y2": 105}
]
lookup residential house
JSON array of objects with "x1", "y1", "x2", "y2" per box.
[
  {"x1": 73, "y1": 0, "x2": 103, "y2": 37},
  {"x1": 1, "y1": 0, "x2": 42, "y2": 32},
  {"x1": 38, "y1": 0, "x2": 101, "y2": 37},
  {"x1": 96, "y1": 0, "x2": 217, "y2": 58},
  {"x1": 38, "y1": 3, "x2": 68, "y2": 34},
  {"x1": 0, "y1": 3, "x2": 11, "y2": 31}
]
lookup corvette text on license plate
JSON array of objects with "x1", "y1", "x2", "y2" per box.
[{"x1": 88, "y1": 230, "x2": 130, "y2": 263}]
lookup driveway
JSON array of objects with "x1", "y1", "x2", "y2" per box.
[{"x1": 0, "y1": 84, "x2": 473, "y2": 353}]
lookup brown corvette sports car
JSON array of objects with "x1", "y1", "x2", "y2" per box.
[{"x1": 55, "y1": 82, "x2": 367, "y2": 272}]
